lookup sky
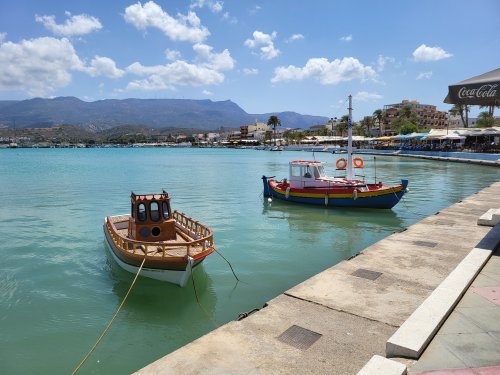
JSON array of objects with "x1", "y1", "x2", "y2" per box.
[{"x1": 0, "y1": 0, "x2": 499, "y2": 121}]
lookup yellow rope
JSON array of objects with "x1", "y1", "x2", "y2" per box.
[{"x1": 71, "y1": 256, "x2": 147, "y2": 375}]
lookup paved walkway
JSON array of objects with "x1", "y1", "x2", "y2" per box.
[
  {"x1": 409, "y1": 244, "x2": 500, "y2": 375},
  {"x1": 136, "y1": 182, "x2": 500, "y2": 375}
]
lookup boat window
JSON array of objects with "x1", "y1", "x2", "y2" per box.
[
  {"x1": 317, "y1": 165, "x2": 325, "y2": 177},
  {"x1": 303, "y1": 166, "x2": 312, "y2": 178},
  {"x1": 137, "y1": 203, "x2": 146, "y2": 222},
  {"x1": 291, "y1": 165, "x2": 301, "y2": 177},
  {"x1": 150, "y1": 201, "x2": 160, "y2": 222},
  {"x1": 162, "y1": 201, "x2": 170, "y2": 219}
]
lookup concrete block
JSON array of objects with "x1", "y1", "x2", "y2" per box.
[
  {"x1": 357, "y1": 355, "x2": 407, "y2": 375},
  {"x1": 386, "y1": 247, "x2": 492, "y2": 359},
  {"x1": 478, "y1": 208, "x2": 500, "y2": 226}
]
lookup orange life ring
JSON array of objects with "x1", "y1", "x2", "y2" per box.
[
  {"x1": 336, "y1": 158, "x2": 347, "y2": 170},
  {"x1": 353, "y1": 157, "x2": 364, "y2": 168}
]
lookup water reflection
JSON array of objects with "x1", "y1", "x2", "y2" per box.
[{"x1": 104, "y1": 247, "x2": 217, "y2": 323}]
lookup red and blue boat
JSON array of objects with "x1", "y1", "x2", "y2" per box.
[{"x1": 262, "y1": 95, "x2": 408, "y2": 209}]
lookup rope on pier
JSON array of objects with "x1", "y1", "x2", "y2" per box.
[{"x1": 71, "y1": 256, "x2": 147, "y2": 375}]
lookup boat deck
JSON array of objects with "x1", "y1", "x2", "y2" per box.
[{"x1": 107, "y1": 215, "x2": 206, "y2": 258}]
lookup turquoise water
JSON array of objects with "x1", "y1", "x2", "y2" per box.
[{"x1": 0, "y1": 148, "x2": 498, "y2": 374}]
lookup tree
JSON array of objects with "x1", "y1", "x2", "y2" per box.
[
  {"x1": 360, "y1": 116, "x2": 374, "y2": 135},
  {"x1": 267, "y1": 115, "x2": 281, "y2": 146},
  {"x1": 449, "y1": 104, "x2": 467, "y2": 128},
  {"x1": 392, "y1": 118, "x2": 418, "y2": 135},
  {"x1": 372, "y1": 109, "x2": 384, "y2": 136},
  {"x1": 334, "y1": 115, "x2": 349, "y2": 137},
  {"x1": 479, "y1": 104, "x2": 500, "y2": 116},
  {"x1": 476, "y1": 111, "x2": 495, "y2": 128}
]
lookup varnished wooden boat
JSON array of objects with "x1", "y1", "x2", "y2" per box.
[{"x1": 103, "y1": 191, "x2": 215, "y2": 287}]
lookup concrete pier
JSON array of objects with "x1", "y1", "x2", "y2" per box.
[{"x1": 136, "y1": 180, "x2": 500, "y2": 375}]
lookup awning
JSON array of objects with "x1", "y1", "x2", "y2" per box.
[{"x1": 444, "y1": 68, "x2": 500, "y2": 105}]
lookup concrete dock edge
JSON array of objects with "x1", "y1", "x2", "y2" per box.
[{"x1": 357, "y1": 355, "x2": 407, "y2": 375}]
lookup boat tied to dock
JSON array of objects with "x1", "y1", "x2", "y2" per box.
[
  {"x1": 103, "y1": 191, "x2": 215, "y2": 286},
  {"x1": 262, "y1": 95, "x2": 409, "y2": 209}
]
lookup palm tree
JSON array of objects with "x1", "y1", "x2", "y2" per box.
[
  {"x1": 360, "y1": 116, "x2": 374, "y2": 136},
  {"x1": 267, "y1": 115, "x2": 281, "y2": 146},
  {"x1": 372, "y1": 109, "x2": 384, "y2": 136},
  {"x1": 479, "y1": 104, "x2": 500, "y2": 116},
  {"x1": 449, "y1": 104, "x2": 467, "y2": 128},
  {"x1": 336, "y1": 116, "x2": 349, "y2": 137},
  {"x1": 476, "y1": 111, "x2": 495, "y2": 127}
]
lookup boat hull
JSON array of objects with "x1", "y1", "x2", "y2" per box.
[
  {"x1": 103, "y1": 223, "x2": 205, "y2": 287},
  {"x1": 262, "y1": 176, "x2": 408, "y2": 209}
]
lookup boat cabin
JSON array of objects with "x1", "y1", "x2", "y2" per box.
[
  {"x1": 288, "y1": 160, "x2": 351, "y2": 189},
  {"x1": 129, "y1": 191, "x2": 176, "y2": 241}
]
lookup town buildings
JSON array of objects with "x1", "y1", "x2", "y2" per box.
[{"x1": 381, "y1": 100, "x2": 448, "y2": 135}]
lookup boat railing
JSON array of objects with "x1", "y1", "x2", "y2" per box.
[{"x1": 105, "y1": 214, "x2": 214, "y2": 259}]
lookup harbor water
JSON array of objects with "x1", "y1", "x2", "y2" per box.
[{"x1": 0, "y1": 148, "x2": 498, "y2": 374}]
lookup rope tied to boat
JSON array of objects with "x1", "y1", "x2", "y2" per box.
[{"x1": 71, "y1": 256, "x2": 147, "y2": 375}]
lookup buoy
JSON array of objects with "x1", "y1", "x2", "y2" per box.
[
  {"x1": 336, "y1": 158, "x2": 347, "y2": 170},
  {"x1": 267, "y1": 197, "x2": 272, "y2": 203},
  {"x1": 353, "y1": 157, "x2": 364, "y2": 168}
]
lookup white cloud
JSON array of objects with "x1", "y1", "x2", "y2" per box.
[
  {"x1": 193, "y1": 43, "x2": 235, "y2": 70},
  {"x1": 202, "y1": 89, "x2": 213, "y2": 95},
  {"x1": 190, "y1": 0, "x2": 223, "y2": 13},
  {"x1": 354, "y1": 91, "x2": 383, "y2": 102},
  {"x1": 243, "y1": 68, "x2": 258, "y2": 75},
  {"x1": 85, "y1": 56, "x2": 125, "y2": 78},
  {"x1": 165, "y1": 48, "x2": 181, "y2": 61},
  {"x1": 412, "y1": 44, "x2": 452, "y2": 62},
  {"x1": 416, "y1": 71, "x2": 433, "y2": 80},
  {"x1": 0, "y1": 36, "x2": 126, "y2": 96},
  {"x1": 0, "y1": 36, "x2": 85, "y2": 96},
  {"x1": 287, "y1": 33, "x2": 304, "y2": 43},
  {"x1": 35, "y1": 12, "x2": 102, "y2": 37},
  {"x1": 340, "y1": 34, "x2": 352, "y2": 42},
  {"x1": 222, "y1": 12, "x2": 237, "y2": 24},
  {"x1": 376, "y1": 55, "x2": 395, "y2": 72},
  {"x1": 271, "y1": 57, "x2": 377, "y2": 85},
  {"x1": 124, "y1": 1, "x2": 209, "y2": 43},
  {"x1": 244, "y1": 30, "x2": 280, "y2": 60},
  {"x1": 126, "y1": 43, "x2": 234, "y2": 91}
]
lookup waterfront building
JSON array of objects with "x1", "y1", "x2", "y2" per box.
[
  {"x1": 382, "y1": 99, "x2": 448, "y2": 135},
  {"x1": 240, "y1": 121, "x2": 269, "y2": 140}
]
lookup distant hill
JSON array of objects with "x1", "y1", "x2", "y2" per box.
[{"x1": 0, "y1": 97, "x2": 328, "y2": 130}]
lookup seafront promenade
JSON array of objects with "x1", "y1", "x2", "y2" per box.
[{"x1": 136, "y1": 163, "x2": 500, "y2": 375}]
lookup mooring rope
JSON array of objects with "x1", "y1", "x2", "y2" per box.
[
  {"x1": 393, "y1": 190, "x2": 427, "y2": 218},
  {"x1": 71, "y1": 256, "x2": 147, "y2": 375},
  {"x1": 190, "y1": 266, "x2": 220, "y2": 329},
  {"x1": 214, "y1": 248, "x2": 242, "y2": 283}
]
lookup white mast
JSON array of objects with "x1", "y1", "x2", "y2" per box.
[{"x1": 346, "y1": 94, "x2": 353, "y2": 181}]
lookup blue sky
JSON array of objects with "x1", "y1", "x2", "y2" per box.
[{"x1": 0, "y1": 0, "x2": 499, "y2": 121}]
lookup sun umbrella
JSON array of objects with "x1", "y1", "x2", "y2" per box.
[{"x1": 444, "y1": 68, "x2": 500, "y2": 106}]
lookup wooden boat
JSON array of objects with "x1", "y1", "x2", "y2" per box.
[
  {"x1": 262, "y1": 160, "x2": 408, "y2": 209},
  {"x1": 103, "y1": 191, "x2": 215, "y2": 287},
  {"x1": 262, "y1": 95, "x2": 408, "y2": 209}
]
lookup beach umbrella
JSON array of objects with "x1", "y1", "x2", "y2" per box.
[{"x1": 444, "y1": 68, "x2": 500, "y2": 106}]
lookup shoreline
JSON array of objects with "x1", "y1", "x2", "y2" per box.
[{"x1": 134, "y1": 176, "x2": 500, "y2": 374}]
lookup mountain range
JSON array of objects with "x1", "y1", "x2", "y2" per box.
[{"x1": 0, "y1": 97, "x2": 328, "y2": 131}]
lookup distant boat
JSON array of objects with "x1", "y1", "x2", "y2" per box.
[
  {"x1": 262, "y1": 95, "x2": 408, "y2": 209},
  {"x1": 269, "y1": 146, "x2": 283, "y2": 151},
  {"x1": 103, "y1": 191, "x2": 215, "y2": 286}
]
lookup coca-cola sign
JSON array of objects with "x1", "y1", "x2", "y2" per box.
[{"x1": 458, "y1": 84, "x2": 498, "y2": 100}]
